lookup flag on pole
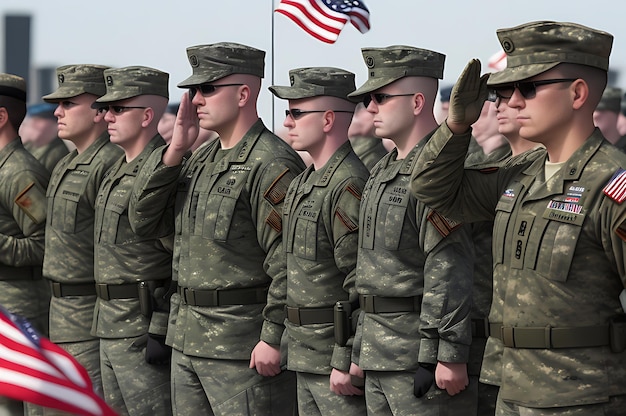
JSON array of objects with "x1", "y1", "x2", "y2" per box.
[
  {"x1": 0, "y1": 306, "x2": 117, "y2": 416},
  {"x1": 275, "y1": 0, "x2": 371, "y2": 44}
]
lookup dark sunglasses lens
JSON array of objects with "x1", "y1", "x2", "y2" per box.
[
  {"x1": 373, "y1": 94, "x2": 386, "y2": 104},
  {"x1": 494, "y1": 86, "x2": 514, "y2": 99},
  {"x1": 112, "y1": 106, "x2": 124, "y2": 114},
  {"x1": 363, "y1": 95, "x2": 372, "y2": 107},
  {"x1": 517, "y1": 82, "x2": 536, "y2": 99},
  {"x1": 199, "y1": 84, "x2": 216, "y2": 94}
]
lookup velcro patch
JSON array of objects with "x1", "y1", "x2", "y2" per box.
[
  {"x1": 335, "y1": 207, "x2": 358, "y2": 232},
  {"x1": 265, "y1": 208, "x2": 282, "y2": 233},
  {"x1": 427, "y1": 210, "x2": 462, "y2": 238},
  {"x1": 264, "y1": 168, "x2": 292, "y2": 205},
  {"x1": 14, "y1": 182, "x2": 46, "y2": 224},
  {"x1": 604, "y1": 169, "x2": 626, "y2": 204}
]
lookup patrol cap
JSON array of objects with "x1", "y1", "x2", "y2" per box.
[
  {"x1": 0, "y1": 73, "x2": 27, "y2": 102},
  {"x1": 488, "y1": 21, "x2": 613, "y2": 86},
  {"x1": 95, "y1": 66, "x2": 169, "y2": 104},
  {"x1": 596, "y1": 86, "x2": 622, "y2": 113},
  {"x1": 348, "y1": 45, "x2": 445, "y2": 98},
  {"x1": 177, "y1": 42, "x2": 265, "y2": 88},
  {"x1": 269, "y1": 67, "x2": 356, "y2": 101},
  {"x1": 42, "y1": 64, "x2": 110, "y2": 102},
  {"x1": 27, "y1": 102, "x2": 57, "y2": 119}
]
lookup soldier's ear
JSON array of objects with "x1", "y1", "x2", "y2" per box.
[{"x1": 0, "y1": 107, "x2": 8, "y2": 128}]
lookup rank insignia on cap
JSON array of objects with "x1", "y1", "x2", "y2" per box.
[
  {"x1": 365, "y1": 56, "x2": 375, "y2": 68},
  {"x1": 189, "y1": 55, "x2": 198, "y2": 67},
  {"x1": 58, "y1": 74, "x2": 65, "y2": 84},
  {"x1": 603, "y1": 169, "x2": 626, "y2": 203},
  {"x1": 106, "y1": 75, "x2": 113, "y2": 86}
]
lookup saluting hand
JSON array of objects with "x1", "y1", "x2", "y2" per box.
[
  {"x1": 163, "y1": 91, "x2": 200, "y2": 166},
  {"x1": 447, "y1": 59, "x2": 491, "y2": 135}
]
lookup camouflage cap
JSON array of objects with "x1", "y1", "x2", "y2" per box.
[
  {"x1": 42, "y1": 64, "x2": 110, "y2": 102},
  {"x1": 488, "y1": 21, "x2": 613, "y2": 86},
  {"x1": 0, "y1": 73, "x2": 27, "y2": 102},
  {"x1": 269, "y1": 67, "x2": 356, "y2": 101},
  {"x1": 596, "y1": 86, "x2": 622, "y2": 113},
  {"x1": 177, "y1": 42, "x2": 265, "y2": 88},
  {"x1": 95, "y1": 66, "x2": 169, "y2": 103},
  {"x1": 348, "y1": 45, "x2": 445, "y2": 98}
]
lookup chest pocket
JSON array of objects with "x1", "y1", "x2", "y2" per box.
[
  {"x1": 195, "y1": 171, "x2": 247, "y2": 241},
  {"x1": 377, "y1": 185, "x2": 410, "y2": 250},
  {"x1": 523, "y1": 207, "x2": 584, "y2": 282},
  {"x1": 47, "y1": 169, "x2": 90, "y2": 233},
  {"x1": 101, "y1": 178, "x2": 135, "y2": 245},
  {"x1": 493, "y1": 183, "x2": 523, "y2": 265},
  {"x1": 291, "y1": 200, "x2": 325, "y2": 261}
]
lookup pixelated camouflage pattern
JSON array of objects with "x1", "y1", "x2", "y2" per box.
[
  {"x1": 24, "y1": 137, "x2": 70, "y2": 175},
  {"x1": 411, "y1": 124, "x2": 626, "y2": 407},
  {"x1": 263, "y1": 142, "x2": 368, "y2": 375},
  {"x1": 178, "y1": 42, "x2": 265, "y2": 87},
  {"x1": 100, "y1": 337, "x2": 171, "y2": 416},
  {"x1": 44, "y1": 132, "x2": 123, "y2": 343},
  {"x1": 0, "y1": 73, "x2": 26, "y2": 100},
  {"x1": 92, "y1": 135, "x2": 171, "y2": 339},
  {"x1": 42, "y1": 64, "x2": 110, "y2": 102},
  {"x1": 349, "y1": 46, "x2": 445, "y2": 98},
  {"x1": 96, "y1": 66, "x2": 169, "y2": 103},
  {"x1": 130, "y1": 120, "x2": 305, "y2": 359},
  {"x1": 0, "y1": 139, "x2": 50, "y2": 333},
  {"x1": 269, "y1": 67, "x2": 356, "y2": 101},
  {"x1": 349, "y1": 136, "x2": 388, "y2": 172},
  {"x1": 354, "y1": 136, "x2": 474, "y2": 373},
  {"x1": 488, "y1": 21, "x2": 613, "y2": 86},
  {"x1": 296, "y1": 372, "x2": 365, "y2": 415}
]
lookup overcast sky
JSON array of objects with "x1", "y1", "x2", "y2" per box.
[{"x1": 1, "y1": 0, "x2": 625, "y2": 130}]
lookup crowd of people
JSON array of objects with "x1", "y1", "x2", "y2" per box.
[{"x1": 0, "y1": 18, "x2": 626, "y2": 416}]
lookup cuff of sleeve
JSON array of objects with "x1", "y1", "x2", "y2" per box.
[
  {"x1": 330, "y1": 345, "x2": 352, "y2": 372},
  {"x1": 260, "y1": 319, "x2": 284, "y2": 346},
  {"x1": 436, "y1": 339, "x2": 471, "y2": 364},
  {"x1": 148, "y1": 311, "x2": 169, "y2": 336},
  {"x1": 417, "y1": 338, "x2": 439, "y2": 365}
]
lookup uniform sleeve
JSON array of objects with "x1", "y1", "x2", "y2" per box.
[
  {"x1": 259, "y1": 157, "x2": 303, "y2": 346},
  {"x1": 329, "y1": 177, "x2": 366, "y2": 372},
  {"x1": 417, "y1": 208, "x2": 475, "y2": 365},
  {"x1": 129, "y1": 145, "x2": 183, "y2": 238},
  {"x1": 0, "y1": 169, "x2": 48, "y2": 266}
]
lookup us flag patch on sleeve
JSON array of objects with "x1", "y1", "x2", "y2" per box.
[{"x1": 603, "y1": 169, "x2": 626, "y2": 204}]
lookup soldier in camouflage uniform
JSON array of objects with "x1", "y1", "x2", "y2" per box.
[
  {"x1": 0, "y1": 74, "x2": 50, "y2": 416},
  {"x1": 593, "y1": 86, "x2": 626, "y2": 151},
  {"x1": 346, "y1": 46, "x2": 476, "y2": 415},
  {"x1": 21, "y1": 102, "x2": 70, "y2": 175},
  {"x1": 411, "y1": 21, "x2": 626, "y2": 415},
  {"x1": 259, "y1": 67, "x2": 368, "y2": 415},
  {"x1": 39, "y1": 64, "x2": 123, "y2": 412},
  {"x1": 348, "y1": 102, "x2": 389, "y2": 172},
  {"x1": 92, "y1": 66, "x2": 173, "y2": 416},
  {"x1": 128, "y1": 43, "x2": 304, "y2": 415}
]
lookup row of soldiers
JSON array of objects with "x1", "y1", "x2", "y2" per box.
[{"x1": 1, "y1": 18, "x2": 626, "y2": 416}]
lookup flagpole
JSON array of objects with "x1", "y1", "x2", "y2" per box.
[{"x1": 271, "y1": 0, "x2": 275, "y2": 132}]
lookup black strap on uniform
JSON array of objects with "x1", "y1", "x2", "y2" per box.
[
  {"x1": 96, "y1": 283, "x2": 140, "y2": 300},
  {"x1": 359, "y1": 294, "x2": 422, "y2": 314},
  {"x1": 177, "y1": 285, "x2": 269, "y2": 307},
  {"x1": 286, "y1": 306, "x2": 334, "y2": 325},
  {"x1": 50, "y1": 281, "x2": 96, "y2": 297},
  {"x1": 489, "y1": 323, "x2": 610, "y2": 349}
]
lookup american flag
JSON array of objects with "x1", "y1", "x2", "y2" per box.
[
  {"x1": 0, "y1": 306, "x2": 117, "y2": 416},
  {"x1": 275, "y1": 0, "x2": 370, "y2": 44},
  {"x1": 604, "y1": 168, "x2": 626, "y2": 204}
]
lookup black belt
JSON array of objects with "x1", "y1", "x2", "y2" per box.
[
  {"x1": 471, "y1": 318, "x2": 490, "y2": 338},
  {"x1": 489, "y1": 323, "x2": 610, "y2": 349},
  {"x1": 96, "y1": 283, "x2": 140, "y2": 300},
  {"x1": 359, "y1": 294, "x2": 421, "y2": 314},
  {"x1": 178, "y1": 285, "x2": 268, "y2": 307},
  {"x1": 286, "y1": 306, "x2": 334, "y2": 325},
  {"x1": 0, "y1": 265, "x2": 42, "y2": 281},
  {"x1": 50, "y1": 281, "x2": 96, "y2": 297}
]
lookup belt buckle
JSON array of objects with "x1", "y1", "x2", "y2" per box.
[
  {"x1": 96, "y1": 283, "x2": 110, "y2": 301},
  {"x1": 185, "y1": 288, "x2": 195, "y2": 305},
  {"x1": 50, "y1": 281, "x2": 62, "y2": 297}
]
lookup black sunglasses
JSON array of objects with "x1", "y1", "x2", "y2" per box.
[
  {"x1": 98, "y1": 105, "x2": 147, "y2": 115},
  {"x1": 363, "y1": 92, "x2": 416, "y2": 107},
  {"x1": 285, "y1": 109, "x2": 354, "y2": 120},
  {"x1": 189, "y1": 83, "x2": 244, "y2": 99},
  {"x1": 490, "y1": 78, "x2": 578, "y2": 102}
]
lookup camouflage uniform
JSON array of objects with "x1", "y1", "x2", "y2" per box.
[
  {"x1": 92, "y1": 66, "x2": 172, "y2": 416},
  {"x1": 39, "y1": 65, "x2": 123, "y2": 411},
  {"x1": 411, "y1": 21, "x2": 626, "y2": 415},
  {"x1": 264, "y1": 67, "x2": 369, "y2": 415},
  {"x1": 347, "y1": 46, "x2": 476, "y2": 415},
  {"x1": 129, "y1": 43, "x2": 305, "y2": 416},
  {"x1": 349, "y1": 136, "x2": 388, "y2": 172},
  {"x1": 24, "y1": 136, "x2": 70, "y2": 175},
  {"x1": 0, "y1": 74, "x2": 50, "y2": 416}
]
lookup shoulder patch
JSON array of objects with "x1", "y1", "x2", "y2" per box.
[
  {"x1": 603, "y1": 169, "x2": 626, "y2": 204},
  {"x1": 265, "y1": 208, "x2": 282, "y2": 233},
  {"x1": 264, "y1": 168, "x2": 292, "y2": 205},
  {"x1": 427, "y1": 210, "x2": 462, "y2": 238},
  {"x1": 345, "y1": 182, "x2": 362, "y2": 200},
  {"x1": 334, "y1": 207, "x2": 358, "y2": 232},
  {"x1": 14, "y1": 182, "x2": 47, "y2": 224}
]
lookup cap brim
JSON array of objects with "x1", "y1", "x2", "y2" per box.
[
  {"x1": 177, "y1": 71, "x2": 230, "y2": 88},
  {"x1": 95, "y1": 91, "x2": 139, "y2": 104},
  {"x1": 487, "y1": 63, "x2": 559, "y2": 86},
  {"x1": 268, "y1": 86, "x2": 315, "y2": 100},
  {"x1": 348, "y1": 75, "x2": 402, "y2": 99},
  {"x1": 42, "y1": 87, "x2": 81, "y2": 103}
]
